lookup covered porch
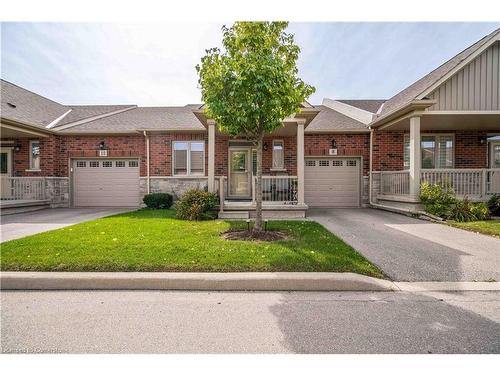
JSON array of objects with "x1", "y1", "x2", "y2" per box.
[
  {"x1": 196, "y1": 108, "x2": 318, "y2": 218},
  {"x1": 371, "y1": 110, "x2": 500, "y2": 210},
  {"x1": 1, "y1": 121, "x2": 52, "y2": 214}
]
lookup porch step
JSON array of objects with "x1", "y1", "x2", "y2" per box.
[
  {"x1": 218, "y1": 211, "x2": 250, "y2": 219},
  {"x1": 0, "y1": 200, "x2": 50, "y2": 216}
]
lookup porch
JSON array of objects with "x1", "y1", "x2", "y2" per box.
[
  {"x1": 214, "y1": 175, "x2": 307, "y2": 219},
  {"x1": 373, "y1": 168, "x2": 500, "y2": 203},
  {"x1": 0, "y1": 177, "x2": 51, "y2": 215},
  {"x1": 0, "y1": 176, "x2": 69, "y2": 215},
  {"x1": 370, "y1": 108, "x2": 500, "y2": 211}
]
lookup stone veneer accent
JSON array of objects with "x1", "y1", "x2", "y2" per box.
[{"x1": 140, "y1": 177, "x2": 208, "y2": 201}]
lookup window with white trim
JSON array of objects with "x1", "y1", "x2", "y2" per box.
[
  {"x1": 173, "y1": 141, "x2": 205, "y2": 176},
  {"x1": 29, "y1": 140, "x2": 40, "y2": 170},
  {"x1": 404, "y1": 134, "x2": 454, "y2": 169},
  {"x1": 272, "y1": 140, "x2": 284, "y2": 170}
]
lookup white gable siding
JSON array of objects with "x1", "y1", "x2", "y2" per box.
[{"x1": 428, "y1": 41, "x2": 500, "y2": 111}]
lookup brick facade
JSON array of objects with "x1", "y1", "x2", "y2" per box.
[
  {"x1": 215, "y1": 135, "x2": 297, "y2": 176},
  {"x1": 371, "y1": 129, "x2": 490, "y2": 171},
  {"x1": 305, "y1": 133, "x2": 370, "y2": 175},
  {"x1": 3, "y1": 129, "x2": 492, "y2": 178}
]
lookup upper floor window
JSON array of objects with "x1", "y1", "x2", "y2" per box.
[
  {"x1": 404, "y1": 134, "x2": 454, "y2": 169},
  {"x1": 29, "y1": 140, "x2": 40, "y2": 170},
  {"x1": 173, "y1": 141, "x2": 205, "y2": 176},
  {"x1": 272, "y1": 140, "x2": 285, "y2": 170}
]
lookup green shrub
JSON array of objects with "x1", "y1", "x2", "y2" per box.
[
  {"x1": 488, "y1": 194, "x2": 500, "y2": 216},
  {"x1": 143, "y1": 193, "x2": 173, "y2": 209},
  {"x1": 175, "y1": 189, "x2": 218, "y2": 220},
  {"x1": 448, "y1": 198, "x2": 489, "y2": 222},
  {"x1": 419, "y1": 181, "x2": 456, "y2": 218}
]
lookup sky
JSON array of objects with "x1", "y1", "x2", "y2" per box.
[{"x1": 1, "y1": 22, "x2": 499, "y2": 106}]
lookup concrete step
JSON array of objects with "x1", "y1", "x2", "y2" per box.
[
  {"x1": 218, "y1": 211, "x2": 250, "y2": 219},
  {"x1": 1, "y1": 202, "x2": 50, "y2": 216}
]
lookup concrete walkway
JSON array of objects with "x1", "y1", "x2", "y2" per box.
[
  {"x1": 309, "y1": 208, "x2": 500, "y2": 282},
  {"x1": 0, "y1": 208, "x2": 135, "y2": 242}
]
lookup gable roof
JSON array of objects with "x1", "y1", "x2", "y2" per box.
[
  {"x1": 306, "y1": 105, "x2": 368, "y2": 133},
  {"x1": 58, "y1": 106, "x2": 205, "y2": 133},
  {"x1": 377, "y1": 27, "x2": 500, "y2": 119},
  {"x1": 0, "y1": 79, "x2": 69, "y2": 128},
  {"x1": 55, "y1": 105, "x2": 136, "y2": 126},
  {"x1": 337, "y1": 99, "x2": 386, "y2": 114}
]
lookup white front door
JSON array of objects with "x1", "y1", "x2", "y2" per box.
[
  {"x1": 1, "y1": 147, "x2": 13, "y2": 199},
  {"x1": 228, "y1": 148, "x2": 252, "y2": 199}
]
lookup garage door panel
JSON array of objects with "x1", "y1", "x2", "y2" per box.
[
  {"x1": 73, "y1": 159, "x2": 140, "y2": 207},
  {"x1": 305, "y1": 158, "x2": 360, "y2": 208}
]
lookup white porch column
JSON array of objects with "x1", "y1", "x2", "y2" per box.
[
  {"x1": 297, "y1": 120, "x2": 305, "y2": 205},
  {"x1": 409, "y1": 115, "x2": 421, "y2": 199},
  {"x1": 207, "y1": 120, "x2": 216, "y2": 193}
]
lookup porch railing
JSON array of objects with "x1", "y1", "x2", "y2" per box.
[
  {"x1": 380, "y1": 171, "x2": 410, "y2": 196},
  {"x1": 375, "y1": 169, "x2": 500, "y2": 200},
  {"x1": 260, "y1": 176, "x2": 298, "y2": 203},
  {"x1": 421, "y1": 169, "x2": 485, "y2": 197},
  {"x1": 1, "y1": 177, "x2": 46, "y2": 201}
]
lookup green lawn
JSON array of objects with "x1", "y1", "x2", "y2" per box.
[
  {"x1": 448, "y1": 220, "x2": 500, "y2": 238},
  {"x1": 0, "y1": 209, "x2": 383, "y2": 277}
]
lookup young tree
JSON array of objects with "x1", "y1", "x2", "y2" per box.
[{"x1": 196, "y1": 22, "x2": 315, "y2": 231}]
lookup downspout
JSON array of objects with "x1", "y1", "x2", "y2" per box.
[
  {"x1": 143, "y1": 130, "x2": 150, "y2": 194},
  {"x1": 369, "y1": 127, "x2": 374, "y2": 206}
]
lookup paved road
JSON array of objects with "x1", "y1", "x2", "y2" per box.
[
  {"x1": 1, "y1": 290, "x2": 499, "y2": 354},
  {"x1": 0, "y1": 208, "x2": 135, "y2": 242},
  {"x1": 309, "y1": 208, "x2": 500, "y2": 282}
]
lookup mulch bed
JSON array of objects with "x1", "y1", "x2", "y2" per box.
[{"x1": 222, "y1": 230, "x2": 288, "y2": 242}]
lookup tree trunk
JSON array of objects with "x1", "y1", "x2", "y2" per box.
[{"x1": 254, "y1": 134, "x2": 264, "y2": 232}]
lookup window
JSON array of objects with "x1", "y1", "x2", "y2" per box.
[
  {"x1": 129, "y1": 160, "x2": 138, "y2": 168},
  {"x1": 306, "y1": 160, "x2": 316, "y2": 167},
  {"x1": 272, "y1": 140, "x2": 284, "y2": 170},
  {"x1": 332, "y1": 160, "x2": 343, "y2": 167},
  {"x1": 102, "y1": 161, "x2": 113, "y2": 167},
  {"x1": 173, "y1": 141, "x2": 205, "y2": 176},
  {"x1": 319, "y1": 160, "x2": 329, "y2": 167},
  {"x1": 115, "y1": 160, "x2": 126, "y2": 167},
  {"x1": 76, "y1": 161, "x2": 87, "y2": 168},
  {"x1": 347, "y1": 160, "x2": 357, "y2": 167},
  {"x1": 404, "y1": 134, "x2": 454, "y2": 169},
  {"x1": 252, "y1": 150, "x2": 257, "y2": 176},
  {"x1": 29, "y1": 141, "x2": 40, "y2": 170},
  {"x1": 90, "y1": 161, "x2": 100, "y2": 168}
]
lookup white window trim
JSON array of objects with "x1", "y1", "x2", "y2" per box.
[
  {"x1": 29, "y1": 140, "x2": 41, "y2": 172},
  {"x1": 172, "y1": 141, "x2": 205, "y2": 176},
  {"x1": 271, "y1": 139, "x2": 286, "y2": 171},
  {"x1": 404, "y1": 133, "x2": 455, "y2": 170}
]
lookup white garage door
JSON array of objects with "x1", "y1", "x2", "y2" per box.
[
  {"x1": 73, "y1": 159, "x2": 140, "y2": 207},
  {"x1": 305, "y1": 157, "x2": 360, "y2": 208}
]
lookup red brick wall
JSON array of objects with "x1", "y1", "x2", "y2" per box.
[
  {"x1": 372, "y1": 129, "x2": 489, "y2": 171},
  {"x1": 305, "y1": 133, "x2": 371, "y2": 175},
  {"x1": 371, "y1": 130, "x2": 405, "y2": 171},
  {"x1": 5, "y1": 136, "x2": 58, "y2": 177},
  {"x1": 214, "y1": 135, "x2": 297, "y2": 176},
  {"x1": 148, "y1": 133, "x2": 208, "y2": 176},
  {"x1": 455, "y1": 130, "x2": 488, "y2": 168},
  {"x1": 58, "y1": 135, "x2": 146, "y2": 176}
]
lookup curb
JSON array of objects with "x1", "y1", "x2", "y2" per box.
[
  {"x1": 395, "y1": 281, "x2": 500, "y2": 292},
  {"x1": 0, "y1": 272, "x2": 397, "y2": 292}
]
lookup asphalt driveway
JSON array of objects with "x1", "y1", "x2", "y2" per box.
[
  {"x1": 1, "y1": 208, "x2": 134, "y2": 242},
  {"x1": 309, "y1": 208, "x2": 500, "y2": 282}
]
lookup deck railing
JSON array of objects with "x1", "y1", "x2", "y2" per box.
[
  {"x1": 421, "y1": 169, "x2": 485, "y2": 197},
  {"x1": 374, "y1": 168, "x2": 500, "y2": 200},
  {"x1": 380, "y1": 171, "x2": 410, "y2": 196},
  {"x1": 0, "y1": 177, "x2": 46, "y2": 200},
  {"x1": 260, "y1": 176, "x2": 298, "y2": 203}
]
